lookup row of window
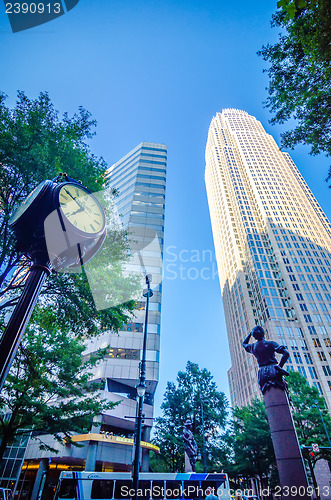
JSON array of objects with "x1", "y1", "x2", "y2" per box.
[
  {"x1": 114, "y1": 181, "x2": 166, "y2": 202},
  {"x1": 90, "y1": 348, "x2": 160, "y2": 362},
  {"x1": 120, "y1": 322, "x2": 143, "y2": 333},
  {"x1": 106, "y1": 348, "x2": 140, "y2": 360},
  {"x1": 290, "y1": 273, "x2": 331, "y2": 284},
  {"x1": 299, "y1": 301, "x2": 331, "y2": 315},
  {"x1": 285, "y1": 255, "x2": 331, "y2": 266},
  {"x1": 276, "y1": 325, "x2": 303, "y2": 337},
  {"x1": 306, "y1": 325, "x2": 328, "y2": 335},
  {"x1": 115, "y1": 173, "x2": 166, "y2": 194},
  {"x1": 296, "y1": 292, "x2": 331, "y2": 303},
  {"x1": 287, "y1": 264, "x2": 331, "y2": 276},
  {"x1": 266, "y1": 306, "x2": 293, "y2": 320},
  {"x1": 277, "y1": 238, "x2": 330, "y2": 254},
  {"x1": 292, "y1": 281, "x2": 329, "y2": 293},
  {"x1": 131, "y1": 211, "x2": 165, "y2": 220},
  {"x1": 303, "y1": 313, "x2": 331, "y2": 324},
  {"x1": 109, "y1": 161, "x2": 166, "y2": 188},
  {"x1": 107, "y1": 148, "x2": 166, "y2": 182},
  {"x1": 84, "y1": 478, "x2": 226, "y2": 500}
]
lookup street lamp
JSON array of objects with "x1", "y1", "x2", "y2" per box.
[
  {"x1": 199, "y1": 395, "x2": 207, "y2": 473},
  {"x1": 132, "y1": 274, "x2": 153, "y2": 496},
  {"x1": 136, "y1": 382, "x2": 146, "y2": 399},
  {"x1": 312, "y1": 401, "x2": 331, "y2": 448}
]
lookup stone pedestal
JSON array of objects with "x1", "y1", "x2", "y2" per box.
[
  {"x1": 314, "y1": 459, "x2": 331, "y2": 500},
  {"x1": 84, "y1": 417, "x2": 101, "y2": 471},
  {"x1": 264, "y1": 387, "x2": 312, "y2": 500},
  {"x1": 184, "y1": 452, "x2": 193, "y2": 472}
]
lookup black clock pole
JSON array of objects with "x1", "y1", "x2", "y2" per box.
[{"x1": 0, "y1": 261, "x2": 51, "y2": 392}]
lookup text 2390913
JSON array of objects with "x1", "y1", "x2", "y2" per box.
[{"x1": 5, "y1": 3, "x2": 61, "y2": 14}]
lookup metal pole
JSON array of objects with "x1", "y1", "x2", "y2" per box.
[
  {"x1": 132, "y1": 275, "x2": 152, "y2": 496},
  {"x1": 306, "y1": 452, "x2": 320, "y2": 500},
  {"x1": 200, "y1": 395, "x2": 207, "y2": 473},
  {"x1": 0, "y1": 262, "x2": 50, "y2": 392},
  {"x1": 132, "y1": 394, "x2": 144, "y2": 493},
  {"x1": 314, "y1": 403, "x2": 331, "y2": 448}
]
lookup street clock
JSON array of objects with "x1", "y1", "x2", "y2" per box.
[
  {"x1": 9, "y1": 177, "x2": 106, "y2": 269},
  {"x1": 0, "y1": 176, "x2": 107, "y2": 394}
]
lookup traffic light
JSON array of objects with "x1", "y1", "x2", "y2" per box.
[{"x1": 310, "y1": 451, "x2": 315, "y2": 458}]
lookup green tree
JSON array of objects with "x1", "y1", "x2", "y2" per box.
[
  {"x1": 0, "y1": 91, "x2": 138, "y2": 457},
  {"x1": 228, "y1": 398, "x2": 277, "y2": 488},
  {"x1": 0, "y1": 307, "x2": 116, "y2": 460},
  {"x1": 151, "y1": 361, "x2": 228, "y2": 472},
  {"x1": 150, "y1": 418, "x2": 184, "y2": 473},
  {"x1": 259, "y1": 0, "x2": 331, "y2": 177},
  {"x1": 287, "y1": 371, "x2": 331, "y2": 463}
]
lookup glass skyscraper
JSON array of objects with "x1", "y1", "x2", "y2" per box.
[
  {"x1": 103, "y1": 141, "x2": 167, "y2": 466},
  {"x1": 205, "y1": 109, "x2": 331, "y2": 409}
]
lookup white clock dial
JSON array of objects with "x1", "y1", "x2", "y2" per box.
[{"x1": 58, "y1": 184, "x2": 105, "y2": 234}]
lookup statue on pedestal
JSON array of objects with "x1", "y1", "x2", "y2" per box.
[
  {"x1": 243, "y1": 325, "x2": 289, "y2": 393},
  {"x1": 242, "y1": 325, "x2": 312, "y2": 499},
  {"x1": 182, "y1": 419, "x2": 197, "y2": 472}
]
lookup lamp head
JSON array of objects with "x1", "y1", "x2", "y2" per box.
[
  {"x1": 143, "y1": 288, "x2": 153, "y2": 298},
  {"x1": 136, "y1": 382, "x2": 146, "y2": 398}
]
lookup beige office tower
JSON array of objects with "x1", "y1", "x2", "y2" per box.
[{"x1": 205, "y1": 109, "x2": 331, "y2": 409}]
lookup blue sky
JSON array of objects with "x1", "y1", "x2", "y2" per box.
[{"x1": 1, "y1": 0, "x2": 330, "y2": 413}]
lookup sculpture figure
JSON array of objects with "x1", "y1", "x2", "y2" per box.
[
  {"x1": 243, "y1": 325, "x2": 289, "y2": 393},
  {"x1": 242, "y1": 326, "x2": 312, "y2": 499},
  {"x1": 182, "y1": 419, "x2": 198, "y2": 471}
]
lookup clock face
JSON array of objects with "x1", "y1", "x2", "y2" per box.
[
  {"x1": 9, "y1": 180, "x2": 50, "y2": 226},
  {"x1": 58, "y1": 184, "x2": 105, "y2": 234}
]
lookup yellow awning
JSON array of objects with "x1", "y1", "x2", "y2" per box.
[{"x1": 68, "y1": 433, "x2": 160, "y2": 453}]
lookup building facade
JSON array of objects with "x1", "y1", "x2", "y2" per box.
[
  {"x1": 102, "y1": 140, "x2": 166, "y2": 455},
  {"x1": 16, "y1": 142, "x2": 166, "y2": 500},
  {"x1": 205, "y1": 109, "x2": 331, "y2": 409}
]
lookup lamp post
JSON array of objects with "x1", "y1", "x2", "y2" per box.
[
  {"x1": 312, "y1": 401, "x2": 331, "y2": 448},
  {"x1": 132, "y1": 274, "x2": 153, "y2": 496},
  {"x1": 199, "y1": 395, "x2": 207, "y2": 473}
]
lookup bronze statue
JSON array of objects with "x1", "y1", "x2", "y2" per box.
[
  {"x1": 182, "y1": 419, "x2": 198, "y2": 471},
  {"x1": 243, "y1": 325, "x2": 289, "y2": 393},
  {"x1": 243, "y1": 326, "x2": 312, "y2": 498}
]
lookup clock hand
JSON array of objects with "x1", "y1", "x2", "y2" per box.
[
  {"x1": 71, "y1": 207, "x2": 84, "y2": 215},
  {"x1": 64, "y1": 189, "x2": 76, "y2": 200},
  {"x1": 64, "y1": 189, "x2": 84, "y2": 210}
]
